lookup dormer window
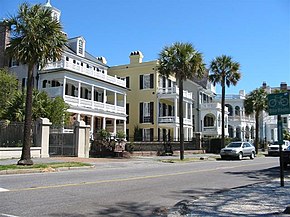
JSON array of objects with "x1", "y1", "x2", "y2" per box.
[{"x1": 78, "y1": 39, "x2": 84, "y2": 56}]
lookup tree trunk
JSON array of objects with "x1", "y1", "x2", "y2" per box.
[
  {"x1": 255, "y1": 111, "x2": 260, "y2": 155},
  {"x1": 18, "y1": 64, "x2": 34, "y2": 165},
  {"x1": 178, "y1": 79, "x2": 184, "y2": 160},
  {"x1": 221, "y1": 79, "x2": 225, "y2": 148}
]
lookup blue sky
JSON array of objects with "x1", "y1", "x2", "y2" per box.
[{"x1": 1, "y1": 0, "x2": 289, "y2": 94}]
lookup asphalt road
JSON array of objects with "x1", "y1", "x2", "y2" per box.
[{"x1": 0, "y1": 156, "x2": 281, "y2": 217}]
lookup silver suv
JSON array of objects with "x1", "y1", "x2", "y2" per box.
[{"x1": 220, "y1": 142, "x2": 256, "y2": 160}]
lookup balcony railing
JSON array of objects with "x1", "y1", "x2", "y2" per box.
[
  {"x1": 42, "y1": 59, "x2": 126, "y2": 87},
  {"x1": 158, "y1": 116, "x2": 192, "y2": 125},
  {"x1": 64, "y1": 95, "x2": 125, "y2": 114},
  {"x1": 228, "y1": 116, "x2": 255, "y2": 122},
  {"x1": 158, "y1": 86, "x2": 193, "y2": 100}
]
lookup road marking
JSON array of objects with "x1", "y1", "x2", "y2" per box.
[
  {"x1": 0, "y1": 188, "x2": 9, "y2": 192},
  {"x1": 4, "y1": 161, "x2": 273, "y2": 193},
  {"x1": 1, "y1": 213, "x2": 20, "y2": 217}
]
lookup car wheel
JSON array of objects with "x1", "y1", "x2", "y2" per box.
[
  {"x1": 238, "y1": 152, "x2": 243, "y2": 160},
  {"x1": 250, "y1": 152, "x2": 255, "y2": 159}
]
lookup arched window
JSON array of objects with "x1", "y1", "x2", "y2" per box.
[
  {"x1": 204, "y1": 114, "x2": 215, "y2": 127},
  {"x1": 236, "y1": 127, "x2": 241, "y2": 139},
  {"x1": 235, "y1": 106, "x2": 240, "y2": 116},
  {"x1": 228, "y1": 125, "x2": 234, "y2": 138},
  {"x1": 42, "y1": 80, "x2": 48, "y2": 88},
  {"x1": 226, "y1": 104, "x2": 233, "y2": 116}
]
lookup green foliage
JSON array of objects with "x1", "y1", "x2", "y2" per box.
[
  {"x1": 4, "y1": 3, "x2": 67, "y2": 68},
  {"x1": 2, "y1": 89, "x2": 69, "y2": 126},
  {"x1": 116, "y1": 130, "x2": 126, "y2": 140},
  {"x1": 0, "y1": 68, "x2": 18, "y2": 119},
  {"x1": 244, "y1": 88, "x2": 268, "y2": 115},
  {"x1": 133, "y1": 125, "x2": 142, "y2": 141},
  {"x1": 208, "y1": 55, "x2": 241, "y2": 147},
  {"x1": 284, "y1": 130, "x2": 290, "y2": 140},
  {"x1": 158, "y1": 42, "x2": 206, "y2": 81},
  {"x1": 3, "y1": 91, "x2": 26, "y2": 122},
  {"x1": 98, "y1": 129, "x2": 111, "y2": 140},
  {"x1": 48, "y1": 96, "x2": 70, "y2": 127}
]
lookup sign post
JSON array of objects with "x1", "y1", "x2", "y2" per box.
[{"x1": 268, "y1": 92, "x2": 290, "y2": 187}]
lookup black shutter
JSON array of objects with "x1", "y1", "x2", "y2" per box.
[
  {"x1": 168, "y1": 105, "x2": 172, "y2": 116},
  {"x1": 139, "y1": 102, "x2": 143, "y2": 123},
  {"x1": 150, "y1": 128, "x2": 154, "y2": 141},
  {"x1": 150, "y1": 74, "x2": 154, "y2": 88},
  {"x1": 140, "y1": 75, "x2": 143, "y2": 89},
  {"x1": 126, "y1": 76, "x2": 130, "y2": 88},
  {"x1": 126, "y1": 103, "x2": 129, "y2": 124},
  {"x1": 140, "y1": 128, "x2": 143, "y2": 141},
  {"x1": 150, "y1": 102, "x2": 154, "y2": 123}
]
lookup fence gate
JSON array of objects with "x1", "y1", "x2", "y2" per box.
[{"x1": 49, "y1": 129, "x2": 75, "y2": 156}]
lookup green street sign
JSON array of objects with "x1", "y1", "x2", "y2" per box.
[{"x1": 268, "y1": 92, "x2": 290, "y2": 115}]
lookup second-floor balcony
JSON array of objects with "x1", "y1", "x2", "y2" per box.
[
  {"x1": 42, "y1": 59, "x2": 126, "y2": 87},
  {"x1": 158, "y1": 86, "x2": 193, "y2": 100},
  {"x1": 158, "y1": 116, "x2": 192, "y2": 125},
  {"x1": 42, "y1": 86, "x2": 125, "y2": 115}
]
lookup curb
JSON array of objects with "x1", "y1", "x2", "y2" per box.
[{"x1": 0, "y1": 165, "x2": 95, "y2": 175}]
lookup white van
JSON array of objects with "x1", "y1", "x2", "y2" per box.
[{"x1": 268, "y1": 140, "x2": 290, "y2": 156}]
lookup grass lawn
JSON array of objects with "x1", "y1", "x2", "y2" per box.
[{"x1": 0, "y1": 162, "x2": 91, "y2": 171}]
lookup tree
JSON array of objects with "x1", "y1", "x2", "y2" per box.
[
  {"x1": 48, "y1": 96, "x2": 70, "y2": 127},
  {"x1": 0, "y1": 68, "x2": 18, "y2": 119},
  {"x1": 4, "y1": 3, "x2": 67, "y2": 165},
  {"x1": 209, "y1": 55, "x2": 241, "y2": 148},
  {"x1": 158, "y1": 42, "x2": 206, "y2": 160},
  {"x1": 244, "y1": 87, "x2": 268, "y2": 154},
  {"x1": 3, "y1": 89, "x2": 69, "y2": 127}
]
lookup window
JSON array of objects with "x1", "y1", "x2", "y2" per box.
[
  {"x1": 140, "y1": 102, "x2": 154, "y2": 123},
  {"x1": 78, "y1": 39, "x2": 83, "y2": 55},
  {"x1": 140, "y1": 74, "x2": 154, "y2": 89},
  {"x1": 143, "y1": 128, "x2": 154, "y2": 141},
  {"x1": 66, "y1": 57, "x2": 69, "y2": 61},
  {"x1": 126, "y1": 76, "x2": 130, "y2": 88},
  {"x1": 11, "y1": 58, "x2": 19, "y2": 67},
  {"x1": 204, "y1": 114, "x2": 214, "y2": 127}
]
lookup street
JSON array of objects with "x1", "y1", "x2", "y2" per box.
[{"x1": 0, "y1": 156, "x2": 283, "y2": 217}]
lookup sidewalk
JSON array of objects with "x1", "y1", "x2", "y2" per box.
[{"x1": 168, "y1": 179, "x2": 290, "y2": 216}]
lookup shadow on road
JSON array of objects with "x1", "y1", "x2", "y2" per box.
[
  {"x1": 48, "y1": 201, "x2": 168, "y2": 217},
  {"x1": 224, "y1": 166, "x2": 289, "y2": 181}
]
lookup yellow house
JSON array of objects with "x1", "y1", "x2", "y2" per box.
[{"x1": 108, "y1": 51, "x2": 194, "y2": 142}]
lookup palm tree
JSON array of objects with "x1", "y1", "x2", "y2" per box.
[
  {"x1": 158, "y1": 42, "x2": 206, "y2": 160},
  {"x1": 244, "y1": 88, "x2": 268, "y2": 154},
  {"x1": 5, "y1": 3, "x2": 67, "y2": 165},
  {"x1": 209, "y1": 55, "x2": 241, "y2": 148}
]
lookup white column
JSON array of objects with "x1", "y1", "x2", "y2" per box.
[
  {"x1": 78, "y1": 82, "x2": 81, "y2": 105},
  {"x1": 185, "y1": 101, "x2": 188, "y2": 121},
  {"x1": 174, "y1": 98, "x2": 178, "y2": 122},
  {"x1": 190, "y1": 103, "x2": 193, "y2": 121},
  {"x1": 174, "y1": 127, "x2": 178, "y2": 141},
  {"x1": 113, "y1": 119, "x2": 117, "y2": 136},
  {"x1": 63, "y1": 77, "x2": 66, "y2": 99},
  {"x1": 90, "y1": 115, "x2": 94, "y2": 135},
  {"x1": 114, "y1": 92, "x2": 117, "y2": 111},
  {"x1": 102, "y1": 117, "x2": 106, "y2": 130},
  {"x1": 123, "y1": 94, "x2": 126, "y2": 110},
  {"x1": 77, "y1": 113, "x2": 81, "y2": 121},
  {"x1": 123, "y1": 120, "x2": 126, "y2": 135},
  {"x1": 91, "y1": 85, "x2": 94, "y2": 108},
  {"x1": 184, "y1": 127, "x2": 188, "y2": 141}
]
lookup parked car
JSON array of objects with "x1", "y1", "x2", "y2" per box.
[
  {"x1": 283, "y1": 145, "x2": 290, "y2": 169},
  {"x1": 268, "y1": 140, "x2": 290, "y2": 156},
  {"x1": 220, "y1": 141, "x2": 256, "y2": 160}
]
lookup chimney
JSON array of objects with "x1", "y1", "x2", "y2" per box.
[
  {"x1": 239, "y1": 90, "x2": 245, "y2": 97},
  {"x1": 97, "y1": 56, "x2": 107, "y2": 65},
  {"x1": 280, "y1": 82, "x2": 287, "y2": 91},
  {"x1": 129, "y1": 51, "x2": 143, "y2": 64},
  {"x1": 262, "y1": 81, "x2": 267, "y2": 89},
  {"x1": 0, "y1": 22, "x2": 10, "y2": 68}
]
